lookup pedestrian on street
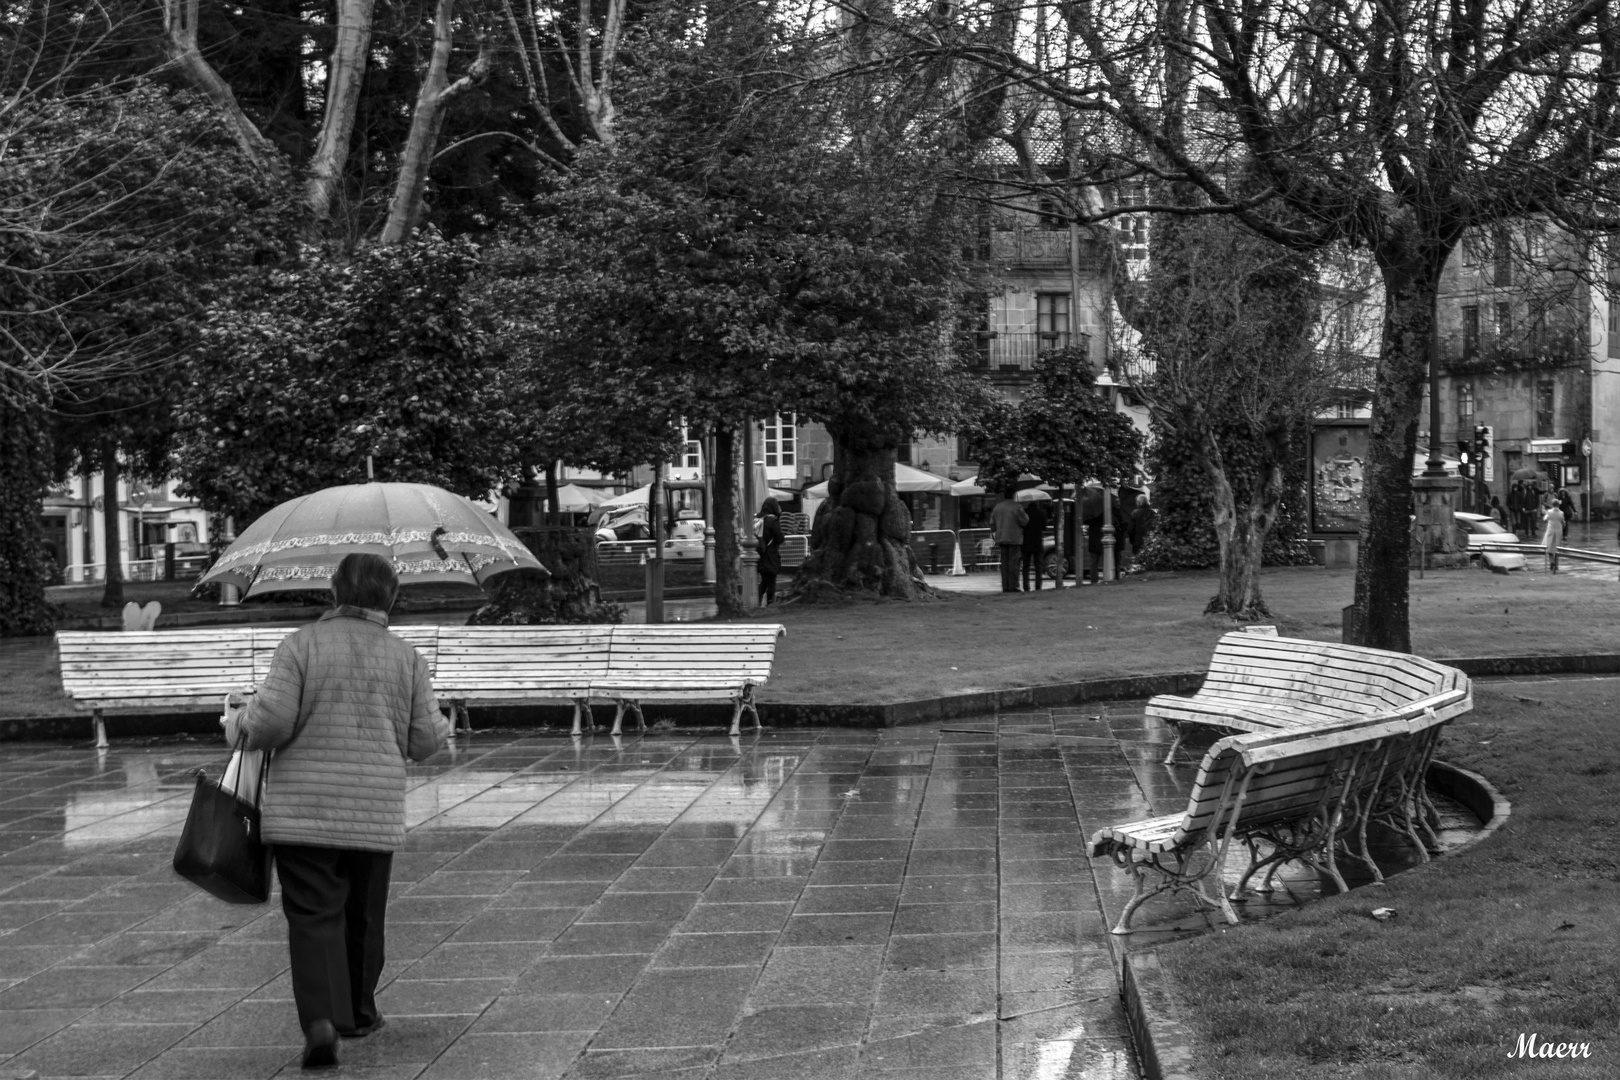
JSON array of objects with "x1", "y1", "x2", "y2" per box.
[
  {"x1": 991, "y1": 489, "x2": 1028, "y2": 593},
  {"x1": 224, "y1": 553, "x2": 449, "y2": 1070},
  {"x1": 1020, "y1": 496, "x2": 1049, "y2": 591},
  {"x1": 756, "y1": 497, "x2": 784, "y2": 606},
  {"x1": 1488, "y1": 495, "x2": 1505, "y2": 526},
  {"x1": 1557, "y1": 488, "x2": 1576, "y2": 539},
  {"x1": 1541, "y1": 495, "x2": 1565, "y2": 573}
]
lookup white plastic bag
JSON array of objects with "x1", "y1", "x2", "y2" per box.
[{"x1": 220, "y1": 748, "x2": 265, "y2": 805}]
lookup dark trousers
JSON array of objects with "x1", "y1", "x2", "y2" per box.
[
  {"x1": 758, "y1": 572, "x2": 777, "y2": 605},
  {"x1": 1020, "y1": 551, "x2": 1043, "y2": 590},
  {"x1": 998, "y1": 544, "x2": 1021, "y2": 591},
  {"x1": 275, "y1": 844, "x2": 393, "y2": 1036}
]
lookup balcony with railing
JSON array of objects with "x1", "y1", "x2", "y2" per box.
[{"x1": 966, "y1": 331, "x2": 1090, "y2": 378}]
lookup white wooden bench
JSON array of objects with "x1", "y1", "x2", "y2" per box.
[
  {"x1": 57, "y1": 622, "x2": 786, "y2": 744},
  {"x1": 1151, "y1": 632, "x2": 1472, "y2": 763},
  {"x1": 595, "y1": 624, "x2": 786, "y2": 737},
  {"x1": 56, "y1": 626, "x2": 444, "y2": 749},
  {"x1": 432, "y1": 626, "x2": 611, "y2": 736},
  {"x1": 1090, "y1": 706, "x2": 1453, "y2": 933},
  {"x1": 57, "y1": 629, "x2": 260, "y2": 749}
]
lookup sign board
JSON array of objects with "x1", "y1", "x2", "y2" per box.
[
  {"x1": 1582, "y1": 436, "x2": 1593, "y2": 458},
  {"x1": 1309, "y1": 421, "x2": 1370, "y2": 535}
]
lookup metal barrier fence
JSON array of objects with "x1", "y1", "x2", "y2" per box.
[
  {"x1": 908, "y1": 530, "x2": 959, "y2": 574},
  {"x1": 956, "y1": 528, "x2": 999, "y2": 571}
]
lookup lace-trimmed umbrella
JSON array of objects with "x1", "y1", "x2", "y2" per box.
[{"x1": 198, "y1": 482, "x2": 548, "y2": 598}]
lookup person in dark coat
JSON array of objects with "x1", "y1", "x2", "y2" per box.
[
  {"x1": 1557, "y1": 488, "x2": 1575, "y2": 539},
  {"x1": 1128, "y1": 495, "x2": 1157, "y2": 569},
  {"x1": 990, "y1": 490, "x2": 1028, "y2": 593},
  {"x1": 1507, "y1": 482, "x2": 1526, "y2": 535},
  {"x1": 1020, "y1": 497, "x2": 1049, "y2": 591},
  {"x1": 756, "y1": 497, "x2": 784, "y2": 605}
]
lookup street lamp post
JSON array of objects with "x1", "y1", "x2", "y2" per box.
[{"x1": 1097, "y1": 373, "x2": 1118, "y2": 583}]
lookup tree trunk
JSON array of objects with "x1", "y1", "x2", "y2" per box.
[
  {"x1": 305, "y1": 0, "x2": 376, "y2": 221},
  {"x1": 794, "y1": 430, "x2": 930, "y2": 602},
  {"x1": 1205, "y1": 474, "x2": 1277, "y2": 620},
  {"x1": 99, "y1": 441, "x2": 123, "y2": 609},
  {"x1": 379, "y1": 0, "x2": 490, "y2": 244},
  {"x1": 1349, "y1": 256, "x2": 1442, "y2": 651},
  {"x1": 711, "y1": 421, "x2": 745, "y2": 616},
  {"x1": 161, "y1": 0, "x2": 278, "y2": 169}
]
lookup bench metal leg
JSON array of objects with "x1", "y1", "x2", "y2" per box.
[
  {"x1": 452, "y1": 700, "x2": 473, "y2": 737},
  {"x1": 611, "y1": 700, "x2": 645, "y2": 737},
  {"x1": 571, "y1": 699, "x2": 594, "y2": 736},
  {"x1": 730, "y1": 686, "x2": 762, "y2": 738},
  {"x1": 93, "y1": 709, "x2": 109, "y2": 751}
]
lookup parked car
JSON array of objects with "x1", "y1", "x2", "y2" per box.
[{"x1": 1454, "y1": 512, "x2": 1527, "y2": 570}]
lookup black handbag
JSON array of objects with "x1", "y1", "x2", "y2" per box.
[{"x1": 173, "y1": 738, "x2": 273, "y2": 904}]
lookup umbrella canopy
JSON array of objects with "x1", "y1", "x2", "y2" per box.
[
  {"x1": 199, "y1": 482, "x2": 547, "y2": 598},
  {"x1": 806, "y1": 463, "x2": 951, "y2": 499},
  {"x1": 1014, "y1": 488, "x2": 1053, "y2": 502},
  {"x1": 1510, "y1": 466, "x2": 1547, "y2": 481}
]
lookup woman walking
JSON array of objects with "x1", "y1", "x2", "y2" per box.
[{"x1": 225, "y1": 553, "x2": 448, "y2": 1069}]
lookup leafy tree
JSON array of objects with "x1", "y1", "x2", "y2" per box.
[
  {"x1": 1120, "y1": 214, "x2": 1342, "y2": 618},
  {"x1": 4, "y1": 57, "x2": 292, "y2": 606},
  {"x1": 172, "y1": 236, "x2": 523, "y2": 523},
  {"x1": 964, "y1": 349, "x2": 1143, "y2": 573},
  {"x1": 507, "y1": 10, "x2": 984, "y2": 609}
]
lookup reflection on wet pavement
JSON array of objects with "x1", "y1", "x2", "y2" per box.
[{"x1": 0, "y1": 707, "x2": 1483, "y2": 1079}]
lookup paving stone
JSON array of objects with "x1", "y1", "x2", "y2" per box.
[
  {"x1": 417, "y1": 1030, "x2": 587, "y2": 1079},
  {"x1": 724, "y1": 1003, "x2": 868, "y2": 1060},
  {"x1": 4, "y1": 1019, "x2": 193, "y2": 1076},
  {"x1": 590, "y1": 967, "x2": 757, "y2": 1048}
]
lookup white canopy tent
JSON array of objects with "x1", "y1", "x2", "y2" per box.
[{"x1": 806, "y1": 463, "x2": 952, "y2": 498}]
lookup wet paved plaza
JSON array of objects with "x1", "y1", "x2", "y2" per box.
[{"x1": 0, "y1": 706, "x2": 1481, "y2": 1079}]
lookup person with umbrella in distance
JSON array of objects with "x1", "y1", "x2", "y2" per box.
[
  {"x1": 1541, "y1": 492, "x2": 1566, "y2": 574},
  {"x1": 223, "y1": 553, "x2": 449, "y2": 1069}
]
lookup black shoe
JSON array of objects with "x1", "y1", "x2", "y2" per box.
[
  {"x1": 303, "y1": 1019, "x2": 339, "y2": 1069},
  {"x1": 340, "y1": 1016, "x2": 387, "y2": 1039}
]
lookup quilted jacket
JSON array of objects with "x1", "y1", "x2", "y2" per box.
[{"x1": 240, "y1": 606, "x2": 447, "y2": 851}]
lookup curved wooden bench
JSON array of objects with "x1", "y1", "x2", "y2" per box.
[
  {"x1": 1151, "y1": 632, "x2": 1471, "y2": 763},
  {"x1": 1090, "y1": 707, "x2": 1453, "y2": 933}
]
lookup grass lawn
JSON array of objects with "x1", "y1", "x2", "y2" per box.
[
  {"x1": 1154, "y1": 678, "x2": 1620, "y2": 1078},
  {"x1": 743, "y1": 564, "x2": 1620, "y2": 704}
]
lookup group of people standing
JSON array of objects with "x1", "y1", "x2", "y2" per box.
[{"x1": 990, "y1": 489, "x2": 1156, "y2": 592}]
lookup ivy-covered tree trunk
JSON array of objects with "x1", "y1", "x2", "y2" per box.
[
  {"x1": 99, "y1": 440, "x2": 124, "y2": 609},
  {"x1": 1, "y1": 376, "x2": 55, "y2": 636},
  {"x1": 1203, "y1": 438, "x2": 1284, "y2": 620},
  {"x1": 711, "y1": 421, "x2": 745, "y2": 617},
  {"x1": 795, "y1": 429, "x2": 929, "y2": 602}
]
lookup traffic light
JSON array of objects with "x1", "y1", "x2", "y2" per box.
[
  {"x1": 1476, "y1": 425, "x2": 1493, "y2": 482},
  {"x1": 1456, "y1": 440, "x2": 1471, "y2": 478}
]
